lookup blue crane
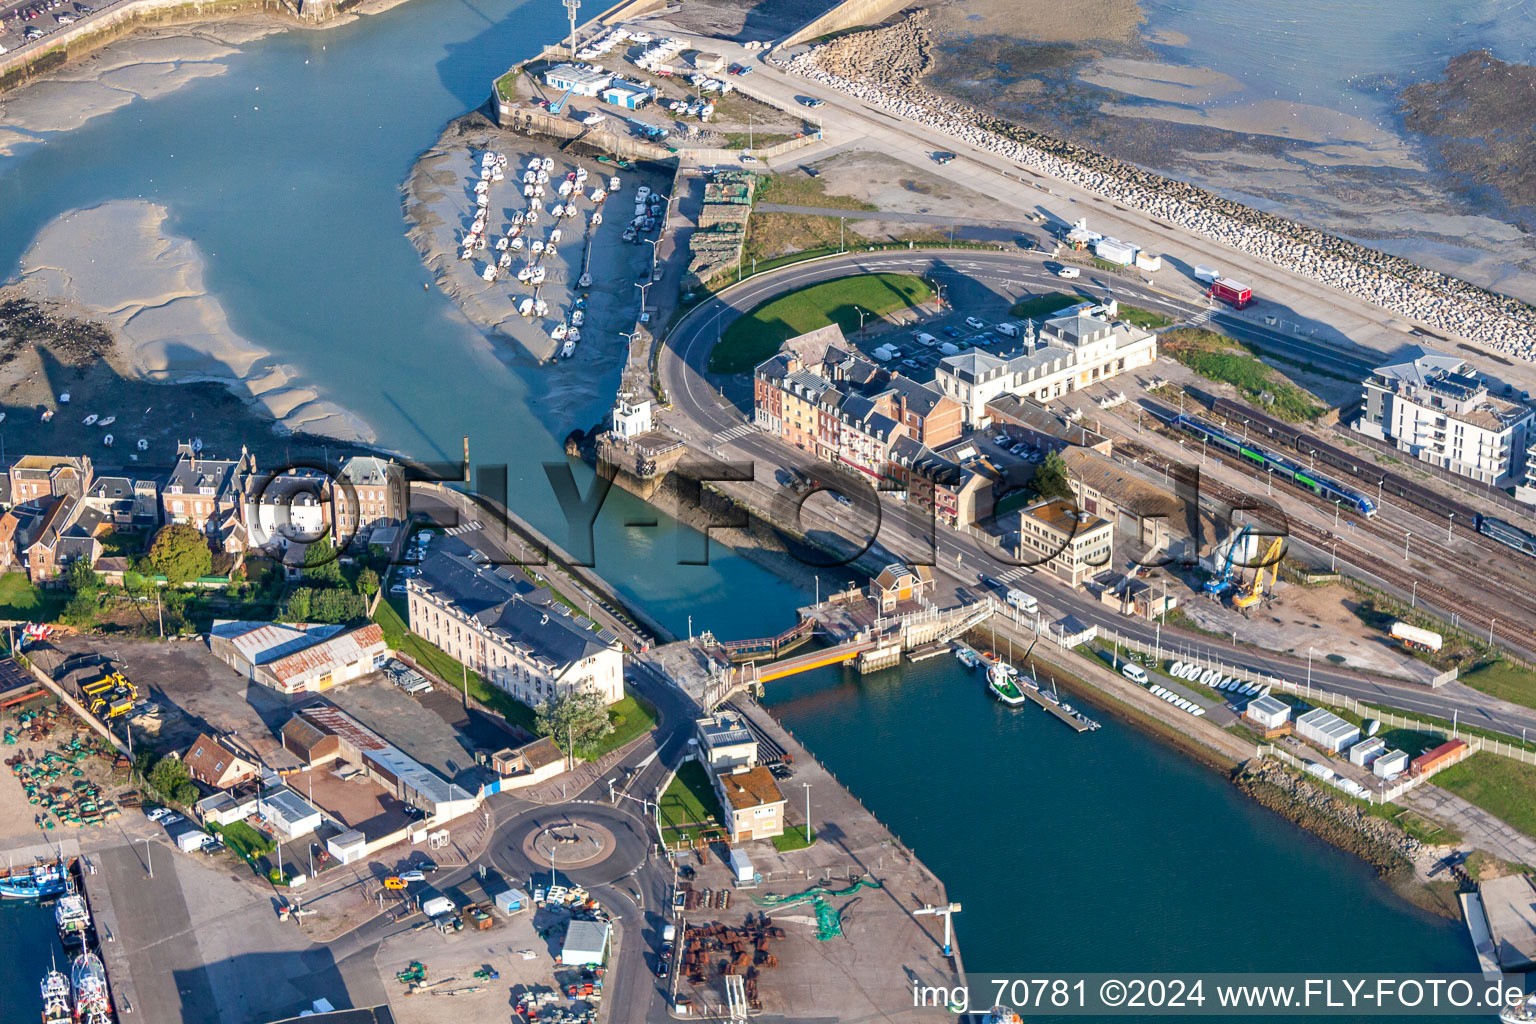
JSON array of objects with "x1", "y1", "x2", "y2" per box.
[
  {"x1": 1204, "y1": 524, "x2": 1252, "y2": 596},
  {"x1": 548, "y1": 85, "x2": 575, "y2": 115}
]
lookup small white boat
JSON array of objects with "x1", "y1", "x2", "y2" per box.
[
  {"x1": 549, "y1": 228, "x2": 562, "y2": 244},
  {"x1": 557, "y1": 180, "x2": 573, "y2": 197},
  {"x1": 82, "y1": 414, "x2": 98, "y2": 425},
  {"x1": 609, "y1": 175, "x2": 620, "y2": 190},
  {"x1": 542, "y1": 157, "x2": 555, "y2": 171},
  {"x1": 491, "y1": 167, "x2": 504, "y2": 182},
  {"x1": 137, "y1": 439, "x2": 148, "y2": 450},
  {"x1": 536, "y1": 170, "x2": 550, "y2": 184},
  {"x1": 578, "y1": 272, "x2": 593, "y2": 287},
  {"x1": 551, "y1": 203, "x2": 565, "y2": 218},
  {"x1": 560, "y1": 339, "x2": 576, "y2": 358},
  {"x1": 524, "y1": 184, "x2": 535, "y2": 197},
  {"x1": 566, "y1": 327, "x2": 581, "y2": 342},
  {"x1": 531, "y1": 240, "x2": 545, "y2": 254},
  {"x1": 476, "y1": 194, "x2": 490, "y2": 208},
  {"x1": 475, "y1": 181, "x2": 489, "y2": 194},
  {"x1": 481, "y1": 265, "x2": 498, "y2": 282},
  {"x1": 590, "y1": 188, "x2": 606, "y2": 203},
  {"x1": 523, "y1": 170, "x2": 537, "y2": 184},
  {"x1": 517, "y1": 266, "x2": 533, "y2": 283},
  {"x1": 571, "y1": 310, "x2": 584, "y2": 326},
  {"x1": 533, "y1": 299, "x2": 548, "y2": 317},
  {"x1": 101, "y1": 435, "x2": 113, "y2": 447},
  {"x1": 510, "y1": 237, "x2": 524, "y2": 252},
  {"x1": 552, "y1": 323, "x2": 569, "y2": 340},
  {"x1": 58, "y1": 392, "x2": 69, "y2": 404},
  {"x1": 527, "y1": 156, "x2": 541, "y2": 169},
  {"x1": 575, "y1": 167, "x2": 588, "y2": 183},
  {"x1": 495, "y1": 236, "x2": 509, "y2": 251},
  {"x1": 498, "y1": 251, "x2": 512, "y2": 269},
  {"x1": 518, "y1": 298, "x2": 534, "y2": 316},
  {"x1": 591, "y1": 212, "x2": 602, "y2": 226},
  {"x1": 532, "y1": 267, "x2": 547, "y2": 285},
  {"x1": 512, "y1": 211, "x2": 525, "y2": 225},
  {"x1": 41, "y1": 409, "x2": 53, "y2": 422},
  {"x1": 97, "y1": 416, "x2": 115, "y2": 427},
  {"x1": 526, "y1": 210, "x2": 539, "y2": 225}
]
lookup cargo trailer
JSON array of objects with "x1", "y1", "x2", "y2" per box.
[{"x1": 1208, "y1": 278, "x2": 1253, "y2": 309}]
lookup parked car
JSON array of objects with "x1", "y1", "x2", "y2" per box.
[
  {"x1": 398, "y1": 870, "x2": 425, "y2": 883},
  {"x1": 942, "y1": 326, "x2": 961, "y2": 338},
  {"x1": 1057, "y1": 266, "x2": 1081, "y2": 279},
  {"x1": 964, "y1": 316, "x2": 985, "y2": 330},
  {"x1": 414, "y1": 858, "x2": 438, "y2": 872}
]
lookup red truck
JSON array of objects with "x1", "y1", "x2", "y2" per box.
[{"x1": 1208, "y1": 278, "x2": 1253, "y2": 309}]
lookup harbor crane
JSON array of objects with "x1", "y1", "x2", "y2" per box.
[{"x1": 915, "y1": 902, "x2": 962, "y2": 957}]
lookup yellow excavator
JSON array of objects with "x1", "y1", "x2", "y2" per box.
[{"x1": 1234, "y1": 536, "x2": 1284, "y2": 610}]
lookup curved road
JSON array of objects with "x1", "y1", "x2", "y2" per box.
[{"x1": 656, "y1": 249, "x2": 1536, "y2": 743}]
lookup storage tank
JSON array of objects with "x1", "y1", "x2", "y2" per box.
[
  {"x1": 1390, "y1": 621, "x2": 1443, "y2": 653},
  {"x1": 1093, "y1": 237, "x2": 1137, "y2": 266}
]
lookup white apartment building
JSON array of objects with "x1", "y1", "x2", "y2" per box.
[
  {"x1": 1356, "y1": 350, "x2": 1531, "y2": 487},
  {"x1": 407, "y1": 548, "x2": 624, "y2": 708},
  {"x1": 933, "y1": 302, "x2": 1157, "y2": 426}
]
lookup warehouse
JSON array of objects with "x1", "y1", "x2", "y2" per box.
[
  {"x1": 1373, "y1": 749, "x2": 1410, "y2": 779},
  {"x1": 602, "y1": 80, "x2": 654, "y2": 109},
  {"x1": 258, "y1": 785, "x2": 323, "y2": 839},
  {"x1": 1348, "y1": 737, "x2": 1386, "y2": 767},
  {"x1": 1295, "y1": 707, "x2": 1359, "y2": 753},
  {"x1": 542, "y1": 63, "x2": 612, "y2": 97},
  {"x1": 562, "y1": 920, "x2": 611, "y2": 967}
]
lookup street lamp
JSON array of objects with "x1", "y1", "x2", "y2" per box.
[
  {"x1": 138, "y1": 838, "x2": 152, "y2": 879},
  {"x1": 1330, "y1": 540, "x2": 1338, "y2": 572},
  {"x1": 1404, "y1": 531, "x2": 1411, "y2": 562},
  {"x1": 1447, "y1": 512, "x2": 1455, "y2": 542},
  {"x1": 1411, "y1": 579, "x2": 1418, "y2": 609},
  {"x1": 1490, "y1": 618, "x2": 1497, "y2": 644},
  {"x1": 1306, "y1": 646, "x2": 1314, "y2": 695}
]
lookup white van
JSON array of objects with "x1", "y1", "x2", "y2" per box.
[
  {"x1": 996, "y1": 322, "x2": 1020, "y2": 337},
  {"x1": 1056, "y1": 267, "x2": 1080, "y2": 279},
  {"x1": 1121, "y1": 663, "x2": 1148, "y2": 685},
  {"x1": 1005, "y1": 589, "x2": 1038, "y2": 614},
  {"x1": 914, "y1": 332, "x2": 938, "y2": 347}
]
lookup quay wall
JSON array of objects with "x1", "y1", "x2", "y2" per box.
[{"x1": 778, "y1": 0, "x2": 912, "y2": 49}]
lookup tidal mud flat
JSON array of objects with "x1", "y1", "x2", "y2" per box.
[{"x1": 3, "y1": 200, "x2": 376, "y2": 445}]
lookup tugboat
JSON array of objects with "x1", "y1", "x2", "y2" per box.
[
  {"x1": 40, "y1": 963, "x2": 72, "y2": 1024},
  {"x1": 0, "y1": 860, "x2": 67, "y2": 899},
  {"x1": 55, "y1": 876, "x2": 91, "y2": 947},
  {"x1": 71, "y1": 951, "x2": 111, "y2": 1024},
  {"x1": 986, "y1": 662, "x2": 1028, "y2": 707}
]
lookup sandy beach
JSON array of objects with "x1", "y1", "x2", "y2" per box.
[{"x1": 5, "y1": 200, "x2": 375, "y2": 445}]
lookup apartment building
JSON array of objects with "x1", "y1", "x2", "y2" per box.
[
  {"x1": 9, "y1": 456, "x2": 92, "y2": 504},
  {"x1": 1356, "y1": 350, "x2": 1532, "y2": 486},
  {"x1": 933, "y1": 301, "x2": 1157, "y2": 426},
  {"x1": 407, "y1": 546, "x2": 624, "y2": 708},
  {"x1": 162, "y1": 444, "x2": 256, "y2": 553},
  {"x1": 1015, "y1": 498, "x2": 1115, "y2": 586}
]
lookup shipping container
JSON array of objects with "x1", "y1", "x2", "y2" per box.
[
  {"x1": 1373, "y1": 749, "x2": 1409, "y2": 779},
  {"x1": 1093, "y1": 237, "x2": 1137, "y2": 266},
  {"x1": 728, "y1": 849, "x2": 754, "y2": 884},
  {"x1": 1208, "y1": 278, "x2": 1253, "y2": 309},
  {"x1": 1411, "y1": 739, "x2": 1468, "y2": 776}
]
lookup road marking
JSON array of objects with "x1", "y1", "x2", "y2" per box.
[
  {"x1": 445, "y1": 520, "x2": 483, "y2": 536},
  {"x1": 712, "y1": 423, "x2": 754, "y2": 443}
]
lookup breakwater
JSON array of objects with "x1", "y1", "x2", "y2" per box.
[{"x1": 780, "y1": 14, "x2": 1536, "y2": 359}]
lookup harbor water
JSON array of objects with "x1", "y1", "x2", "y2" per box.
[
  {"x1": 0, "y1": 899, "x2": 69, "y2": 1024},
  {"x1": 0, "y1": 0, "x2": 1490, "y2": 1014}
]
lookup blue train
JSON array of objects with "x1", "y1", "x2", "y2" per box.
[{"x1": 1171, "y1": 414, "x2": 1378, "y2": 517}]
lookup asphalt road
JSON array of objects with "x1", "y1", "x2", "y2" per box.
[{"x1": 656, "y1": 249, "x2": 1536, "y2": 744}]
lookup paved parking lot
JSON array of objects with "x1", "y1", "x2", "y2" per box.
[{"x1": 1, "y1": 0, "x2": 105, "y2": 55}]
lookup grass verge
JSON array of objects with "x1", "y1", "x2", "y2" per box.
[
  {"x1": 771, "y1": 824, "x2": 815, "y2": 852},
  {"x1": 658, "y1": 760, "x2": 725, "y2": 845},
  {"x1": 709, "y1": 273, "x2": 934, "y2": 373},
  {"x1": 1159, "y1": 328, "x2": 1324, "y2": 421},
  {"x1": 1008, "y1": 292, "x2": 1087, "y2": 319},
  {"x1": 754, "y1": 174, "x2": 878, "y2": 211},
  {"x1": 1460, "y1": 660, "x2": 1536, "y2": 711},
  {"x1": 212, "y1": 820, "x2": 274, "y2": 861}
]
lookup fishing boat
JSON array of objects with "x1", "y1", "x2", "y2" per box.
[
  {"x1": 0, "y1": 860, "x2": 67, "y2": 899},
  {"x1": 41, "y1": 410, "x2": 53, "y2": 422},
  {"x1": 986, "y1": 662, "x2": 1028, "y2": 707},
  {"x1": 55, "y1": 882, "x2": 90, "y2": 947},
  {"x1": 570, "y1": 310, "x2": 584, "y2": 327},
  {"x1": 71, "y1": 951, "x2": 111, "y2": 1024},
  {"x1": 41, "y1": 965, "x2": 71, "y2": 1024}
]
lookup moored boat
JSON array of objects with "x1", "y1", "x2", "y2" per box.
[
  {"x1": 55, "y1": 879, "x2": 90, "y2": 946},
  {"x1": 986, "y1": 662, "x2": 1028, "y2": 707},
  {"x1": 71, "y1": 951, "x2": 111, "y2": 1024},
  {"x1": 41, "y1": 965, "x2": 71, "y2": 1024},
  {"x1": 0, "y1": 861, "x2": 66, "y2": 899}
]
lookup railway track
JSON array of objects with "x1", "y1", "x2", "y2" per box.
[{"x1": 1116, "y1": 438, "x2": 1536, "y2": 656}]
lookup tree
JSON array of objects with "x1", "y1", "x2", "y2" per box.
[
  {"x1": 61, "y1": 591, "x2": 98, "y2": 629},
  {"x1": 536, "y1": 691, "x2": 613, "y2": 753},
  {"x1": 284, "y1": 587, "x2": 313, "y2": 622},
  {"x1": 310, "y1": 588, "x2": 364, "y2": 624},
  {"x1": 356, "y1": 568, "x2": 379, "y2": 598},
  {"x1": 1032, "y1": 449, "x2": 1073, "y2": 501},
  {"x1": 68, "y1": 559, "x2": 99, "y2": 594},
  {"x1": 148, "y1": 755, "x2": 198, "y2": 806},
  {"x1": 148, "y1": 524, "x2": 212, "y2": 585},
  {"x1": 301, "y1": 537, "x2": 342, "y2": 585}
]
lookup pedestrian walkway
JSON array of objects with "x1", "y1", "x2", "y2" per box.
[
  {"x1": 1402, "y1": 785, "x2": 1536, "y2": 867},
  {"x1": 445, "y1": 519, "x2": 484, "y2": 536},
  {"x1": 1183, "y1": 308, "x2": 1217, "y2": 327},
  {"x1": 995, "y1": 566, "x2": 1037, "y2": 583},
  {"x1": 711, "y1": 422, "x2": 755, "y2": 443}
]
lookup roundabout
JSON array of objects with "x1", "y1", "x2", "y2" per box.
[{"x1": 492, "y1": 804, "x2": 651, "y2": 887}]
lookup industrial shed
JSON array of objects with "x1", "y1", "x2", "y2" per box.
[
  {"x1": 1295, "y1": 707, "x2": 1359, "y2": 753},
  {"x1": 1243, "y1": 694, "x2": 1291, "y2": 731},
  {"x1": 1348, "y1": 737, "x2": 1386, "y2": 767},
  {"x1": 1373, "y1": 749, "x2": 1410, "y2": 779},
  {"x1": 562, "y1": 920, "x2": 611, "y2": 967}
]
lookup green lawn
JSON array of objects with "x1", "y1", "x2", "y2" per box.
[
  {"x1": 212, "y1": 820, "x2": 274, "y2": 861},
  {"x1": 494, "y1": 67, "x2": 521, "y2": 103},
  {"x1": 1460, "y1": 660, "x2": 1536, "y2": 711},
  {"x1": 1434, "y1": 753, "x2": 1536, "y2": 840},
  {"x1": 1117, "y1": 303, "x2": 1174, "y2": 330},
  {"x1": 0, "y1": 572, "x2": 64, "y2": 620},
  {"x1": 771, "y1": 824, "x2": 815, "y2": 852},
  {"x1": 1008, "y1": 292, "x2": 1086, "y2": 319},
  {"x1": 708, "y1": 273, "x2": 935, "y2": 373},
  {"x1": 580, "y1": 693, "x2": 658, "y2": 759},
  {"x1": 658, "y1": 760, "x2": 726, "y2": 845}
]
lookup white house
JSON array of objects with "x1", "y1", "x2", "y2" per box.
[
  {"x1": 1243, "y1": 694, "x2": 1291, "y2": 731},
  {"x1": 611, "y1": 397, "x2": 653, "y2": 438},
  {"x1": 543, "y1": 63, "x2": 612, "y2": 97},
  {"x1": 407, "y1": 548, "x2": 625, "y2": 707},
  {"x1": 258, "y1": 786, "x2": 322, "y2": 839}
]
